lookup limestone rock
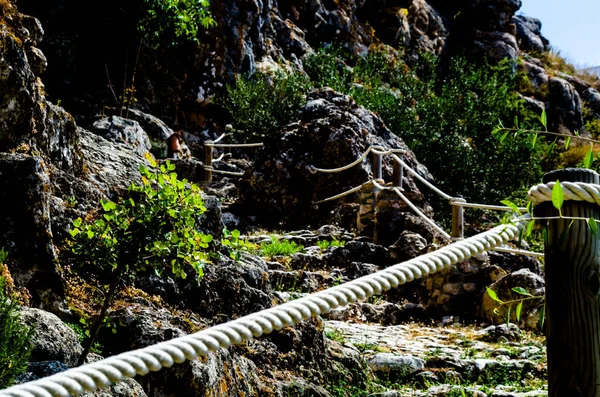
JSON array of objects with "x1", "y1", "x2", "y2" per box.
[
  {"x1": 91, "y1": 116, "x2": 152, "y2": 157},
  {"x1": 547, "y1": 77, "x2": 584, "y2": 133},
  {"x1": 513, "y1": 15, "x2": 549, "y2": 53},
  {"x1": 482, "y1": 269, "x2": 545, "y2": 330},
  {"x1": 18, "y1": 307, "x2": 83, "y2": 367},
  {"x1": 238, "y1": 88, "x2": 432, "y2": 231}
]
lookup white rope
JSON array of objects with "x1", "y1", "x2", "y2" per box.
[
  {"x1": 0, "y1": 222, "x2": 524, "y2": 397},
  {"x1": 205, "y1": 143, "x2": 264, "y2": 148},
  {"x1": 390, "y1": 154, "x2": 454, "y2": 201},
  {"x1": 529, "y1": 181, "x2": 600, "y2": 206},
  {"x1": 493, "y1": 246, "x2": 545, "y2": 258},
  {"x1": 203, "y1": 167, "x2": 245, "y2": 177},
  {"x1": 312, "y1": 181, "x2": 373, "y2": 204},
  {"x1": 451, "y1": 200, "x2": 527, "y2": 213},
  {"x1": 308, "y1": 146, "x2": 375, "y2": 175},
  {"x1": 371, "y1": 180, "x2": 452, "y2": 241}
]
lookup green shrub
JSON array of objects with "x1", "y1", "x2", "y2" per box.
[
  {"x1": 68, "y1": 156, "x2": 214, "y2": 364},
  {"x1": 305, "y1": 48, "x2": 545, "y2": 206},
  {"x1": 221, "y1": 71, "x2": 310, "y2": 140},
  {"x1": 0, "y1": 275, "x2": 33, "y2": 389},
  {"x1": 139, "y1": 0, "x2": 216, "y2": 46},
  {"x1": 260, "y1": 237, "x2": 304, "y2": 257}
]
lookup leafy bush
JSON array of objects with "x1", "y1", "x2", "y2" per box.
[
  {"x1": 0, "y1": 252, "x2": 33, "y2": 389},
  {"x1": 260, "y1": 237, "x2": 304, "y2": 257},
  {"x1": 139, "y1": 0, "x2": 216, "y2": 46},
  {"x1": 305, "y1": 49, "x2": 546, "y2": 206},
  {"x1": 221, "y1": 71, "x2": 310, "y2": 140},
  {"x1": 68, "y1": 156, "x2": 214, "y2": 363}
]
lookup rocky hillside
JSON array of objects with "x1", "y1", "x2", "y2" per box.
[{"x1": 0, "y1": 0, "x2": 597, "y2": 395}]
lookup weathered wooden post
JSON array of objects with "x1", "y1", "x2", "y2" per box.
[
  {"x1": 372, "y1": 150, "x2": 382, "y2": 180},
  {"x1": 451, "y1": 198, "x2": 465, "y2": 239},
  {"x1": 392, "y1": 156, "x2": 403, "y2": 189},
  {"x1": 204, "y1": 140, "x2": 213, "y2": 183},
  {"x1": 357, "y1": 181, "x2": 378, "y2": 237},
  {"x1": 540, "y1": 168, "x2": 600, "y2": 397}
]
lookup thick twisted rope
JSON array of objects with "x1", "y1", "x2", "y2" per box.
[
  {"x1": 528, "y1": 181, "x2": 600, "y2": 206},
  {"x1": 308, "y1": 146, "x2": 403, "y2": 175},
  {"x1": 0, "y1": 222, "x2": 523, "y2": 397}
]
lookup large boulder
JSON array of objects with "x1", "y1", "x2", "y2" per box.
[
  {"x1": 18, "y1": 307, "x2": 83, "y2": 367},
  {"x1": 547, "y1": 77, "x2": 584, "y2": 133},
  {"x1": 513, "y1": 15, "x2": 549, "y2": 53},
  {"x1": 238, "y1": 88, "x2": 433, "y2": 231},
  {"x1": 91, "y1": 116, "x2": 152, "y2": 157}
]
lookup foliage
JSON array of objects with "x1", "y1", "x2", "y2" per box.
[
  {"x1": 0, "y1": 276, "x2": 33, "y2": 389},
  {"x1": 305, "y1": 48, "x2": 546, "y2": 206},
  {"x1": 260, "y1": 237, "x2": 304, "y2": 257},
  {"x1": 221, "y1": 71, "x2": 310, "y2": 140},
  {"x1": 69, "y1": 157, "x2": 213, "y2": 282},
  {"x1": 138, "y1": 0, "x2": 216, "y2": 47},
  {"x1": 316, "y1": 239, "x2": 345, "y2": 250},
  {"x1": 221, "y1": 229, "x2": 258, "y2": 261},
  {"x1": 68, "y1": 156, "x2": 214, "y2": 363},
  {"x1": 486, "y1": 286, "x2": 545, "y2": 329}
]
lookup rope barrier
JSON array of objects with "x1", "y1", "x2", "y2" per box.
[
  {"x1": 493, "y1": 246, "x2": 545, "y2": 258},
  {"x1": 308, "y1": 147, "x2": 375, "y2": 175},
  {"x1": 0, "y1": 221, "x2": 525, "y2": 397},
  {"x1": 213, "y1": 133, "x2": 229, "y2": 144},
  {"x1": 312, "y1": 182, "x2": 372, "y2": 205},
  {"x1": 203, "y1": 167, "x2": 245, "y2": 177},
  {"x1": 529, "y1": 181, "x2": 600, "y2": 206},
  {"x1": 371, "y1": 180, "x2": 452, "y2": 241},
  {"x1": 451, "y1": 200, "x2": 528, "y2": 213},
  {"x1": 389, "y1": 154, "x2": 454, "y2": 201},
  {"x1": 205, "y1": 143, "x2": 264, "y2": 148}
]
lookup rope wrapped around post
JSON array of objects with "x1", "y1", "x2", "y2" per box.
[{"x1": 0, "y1": 221, "x2": 524, "y2": 397}]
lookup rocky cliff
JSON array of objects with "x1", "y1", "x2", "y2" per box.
[{"x1": 0, "y1": 0, "x2": 592, "y2": 395}]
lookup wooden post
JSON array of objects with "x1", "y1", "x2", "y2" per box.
[
  {"x1": 204, "y1": 141, "x2": 213, "y2": 183},
  {"x1": 372, "y1": 151, "x2": 382, "y2": 180},
  {"x1": 540, "y1": 168, "x2": 600, "y2": 397},
  {"x1": 392, "y1": 156, "x2": 403, "y2": 189},
  {"x1": 451, "y1": 199, "x2": 465, "y2": 239}
]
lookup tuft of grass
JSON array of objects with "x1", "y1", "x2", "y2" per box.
[
  {"x1": 316, "y1": 239, "x2": 345, "y2": 251},
  {"x1": 259, "y1": 237, "x2": 304, "y2": 257}
]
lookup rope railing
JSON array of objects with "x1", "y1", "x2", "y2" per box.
[
  {"x1": 310, "y1": 146, "x2": 539, "y2": 253},
  {"x1": 203, "y1": 139, "x2": 263, "y2": 183},
  {"x1": 0, "y1": 220, "x2": 526, "y2": 397}
]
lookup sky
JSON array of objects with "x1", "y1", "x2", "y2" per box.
[{"x1": 518, "y1": 0, "x2": 600, "y2": 68}]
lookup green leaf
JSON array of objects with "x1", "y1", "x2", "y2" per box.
[
  {"x1": 500, "y1": 199, "x2": 520, "y2": 214},
  {"x1": 531, "y1": 133, "x2": 537, "y2": 149},
  {"x1": 499, "y1": 131, "x2": 510, "y2": 143},
  {"x1": 232, "y1": 229, "x2": 241, "y2": 239},
  {"x1": 101, "y1": 200, "x2": 117, "y2": 211},
  {"x1": 584, "y1": 145, "x2": 594, "y2": 169},
  {"x1": 565, "y1": 136, "x2": 571, "y2": 149},
  {"x1": 486, "y1": 287, "x2": 503, "y2": 304},
  {"x1": 540, "y1": 108, "x2": 547, "y2": 129},
  {"x1": 511, "y1": 287, "x2": 533, "y2": 297},
  {"x1": 552, "y1": 180, "x2": 564, "y2": 214},
  {"x1": 516, "y1": 301, "x2": 523, "y2": 321},
  {"x1": 547, "y1": 139, "x2": 556, "y2": 157},
  {"x1": 73, "y1": 218, "x2": 82, "y2": 228},
  {"x1": 588, "y1": 218, "x2": 598, "y2": 236},
  {"x1": 526, "y1": 200, "x2": 533, "y2": 214},
  {"x1": 526, "y1": 219, "x2": 535, "y2": 238},
  {"x1": 539, "y1": 304, "x2": 546, "y2": 330}
]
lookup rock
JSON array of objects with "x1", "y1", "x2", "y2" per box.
[
  {"x1": 513, "y1": 15, "x2": 549, "y2": 53},
  {"x1": 91, "y1": 116, "x2": 152, "y2": 157},
  {"x1": 519, "y1": 60, "x2": 549, "y2": 97},
  {"x1": 22, "y1": 15, "x2": 44, "y2": 46},
  {"x1": 519, "y1": 94, "x2": 546, "y2": 116},
  {"x1": 26, "y1": 47, "x2": 47, "y2": 75},
  {"x1": 388, "y1": 231, "x2": 428, "y2": 263},
  {"x1": 18, "y1": 307, "x2": 83, "y2": 367},
  {"x1": 482, "y1": 269, "x2": 545, "y2": 329},
  {"x1": 0, "y1": 154, "x2": 65, "y2": 309},
  {"x1": 471, "y1": 30, "x2": 519, "y2": 63},
  {"x1": 476, "y1": 324, "x2": 521, "y2": 343},
  {"x1": 582, "y1": 87, "x2": 600, "y2": 117},
  {"x1": 238, "y1": 88, "x2": 432, "y2": 229},
  {"x1": 488, "y1": 250, "x2": 543, "y2": 276},
  {"x1": 15, "y1": 361, "x2": 69, "y2": 384},
  {"x1": 547, "y1": 77, "x2": 584, "y2": 133},
  {"x1": 368, "y1": 353, "x2": 425, "y2": 380}
]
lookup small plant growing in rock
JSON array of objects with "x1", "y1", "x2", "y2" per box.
[
  {"x1": 68, "y1": 156, "x2": 214, "y2": 365},
  {"x1": 0, "y1": 251, "x2": 33, "y2": 389},
  {"x1": 221, "y1": 229, "x2": 258, "y2": 261},
  {"x1": 259, "y1": 237, "x2": 304, "y2": 257},
  {"x1": 316, "y1": 239, "x2": 345, "y2": 251}
]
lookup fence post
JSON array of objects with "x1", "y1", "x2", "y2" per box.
[
  {"x1": 372, "y1": 150, "x2": 382, "y2": 180},
  {"x1": 357, "y1": 181, "x2": 378, "y2": 237},
  {"x1": 540, "y1": 168, "x2": 600, "y2": 397},
  {"x1": 204, "y1": 141, "x2": 213, "y2": 183},
  {"x1": 392, "y1": 156, "x2": 403, "y2": 189},
  {"x1": 450, "y1": 199, "x2": 465, "y2": 239}
]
